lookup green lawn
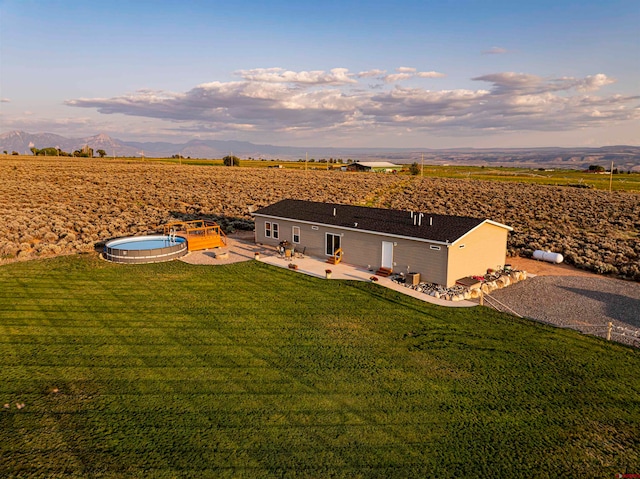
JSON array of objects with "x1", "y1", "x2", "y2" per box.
[{"x1": 1, "y1": 256, "x2": 639, "y2": 478}]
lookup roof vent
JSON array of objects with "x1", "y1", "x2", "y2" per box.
[
  {"x1": 333, "y1": 207, "x2": 336, "y2": 217},
  {"x1": 354, "y1": 222, "x2": 358, "y2": 227},
  {"x1": 418, "y1": 213, "x2": 424, "y2": 226},
  {"x1": 429, "y1": 216, "x2": 433, "y2": 226}
]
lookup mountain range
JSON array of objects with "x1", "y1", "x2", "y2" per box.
[{"x1": 2, "y1": 130, "x2": 639, "y2": 171}]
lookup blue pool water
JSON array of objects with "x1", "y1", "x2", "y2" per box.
[{"x1": 108, "y1": 236, "x2": 185, "y2": 250}]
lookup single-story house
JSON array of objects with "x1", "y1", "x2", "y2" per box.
[
  {"x1": 253, "y1": 199, "x2": 513, "y2": 287},
  {"x1": 345, "y1": 161, "x2": 399, "y2": 173}
]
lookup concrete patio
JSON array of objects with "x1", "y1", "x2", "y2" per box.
[
  {"x1": 180, "y1": 233, "x2": 476, "y2": 308},
  {"x1": 256, "y1": 247, "x2": 476, "y2": 308}
]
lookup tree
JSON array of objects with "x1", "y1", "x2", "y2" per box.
[
  {"x1": 30, "y1": 147, "x2": 38, "y2": 156},
  {"x1": 408, "y1": 162, "x2": 420, "y2": 175},
  {"x1": 73, "y1": 146, "x2": 93, "y2": 157},
  {"x1": 223, "y1": 155, "x2": 240, "y2": 166},
  {"x1": 96, "y1": 149, "x2": 106, "y2": 158},
  {"x1": 588, "y1": 165, "x2": 605, "y2": 173},
  {"x1": 39, "y1": 147, "x2": 58, "y2": 156},
  {"x1": 3, "y1": 150, "x2": 7, "y2": 155}
]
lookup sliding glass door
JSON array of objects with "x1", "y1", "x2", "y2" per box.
[{"x1": 325, "y1": 233, "x2": 341, "y2": 256}]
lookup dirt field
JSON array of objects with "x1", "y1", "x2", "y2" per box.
[
  {"x1": 1, "y1": 157, "x2": 638, "y2": 281},
  {"x1": 509, "y1": 256, "x2": 604, "y2": 278}
]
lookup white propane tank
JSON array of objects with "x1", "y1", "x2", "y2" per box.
[{"x1": 533, "y1": 250, "x2": 564, "y2": 264}]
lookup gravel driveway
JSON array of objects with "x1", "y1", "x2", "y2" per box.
[{"x1": 487, "y1": 275, "x2": 640, "y2": 347}]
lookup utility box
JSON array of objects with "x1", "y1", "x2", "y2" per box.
[{"x1": 407, "y1": 272, "x2": 421, "y2": 285}]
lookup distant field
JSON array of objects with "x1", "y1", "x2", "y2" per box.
[
  {"x1": 417, "y1": 165, "x2": 640, "y2": 192},
  {"x1": 1, "y1": 255, "x2": 639, "y2": 477},
  {"x1": 6, "y1": 154, "x2": 640, "y2": 191},
  {"x1": 150, "y1": 156, "x2": 640, "y2": 192}
]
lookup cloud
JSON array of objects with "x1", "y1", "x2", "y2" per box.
[
  {"x1": 0, "y1": 98, "x2": 10, "y2": 103},
  {"x1": 575, "y1": 73, "x2": 616, "y2": 92},
  {"x1": 66, "y1": 67, "x2": 640, "y2": 138},
  {"x1": 383, "y1": 73, "x2": 414, "y2": 83},
  {"x1": 416, "y1": 71, "x2": 446, "y2": 78},
  {"x1": 472, "y1": 72, "x2": 544, "y2": 93},
  {"x1": 357, "y1": 69, "x2": 386, "y2": 78},
  {"x1": 236, "y1": 67, "x2": 356, "y2": 85},
  {"x1": 482, "y1": 46, "x2": 509, "y2": 55},
  {"x1": 383, "y1": 67, "x2": 445, "y2": 83},
  {"x1": 472, "y1": 72, "x2": 616, "y2": 95}
]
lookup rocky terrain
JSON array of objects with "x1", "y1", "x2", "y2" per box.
[{"x1": 1, "y1": 157, "x2": 638, "y2": 280}]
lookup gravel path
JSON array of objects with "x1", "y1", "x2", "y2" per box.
[{"x1": 488, "y1": 275, "x2": 640, "y2": 347}]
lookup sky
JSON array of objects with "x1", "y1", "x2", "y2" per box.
[{"x1": 1, "y1": 0, "x2": 638, "y2": 148}]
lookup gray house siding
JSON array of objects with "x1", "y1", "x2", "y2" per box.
[
  {"x1": 255, "y1": 217, "x2": 330, "y2": 258},
  {"x1": 255, "y1": 215, "x2": 449, "y2": 285},
  {"x1": 254, "y1": 200, "x2": 512, "y2": 287},
  {"x1": 390, "y1": 238, "x2": 449, "y2": 286}
]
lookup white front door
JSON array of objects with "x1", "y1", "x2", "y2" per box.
[{"x1": 381, "y1": 241, "x2": 394, "y2": 269}]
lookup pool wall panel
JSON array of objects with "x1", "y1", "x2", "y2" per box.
[{"x1": 104, "y1": 236, "x2": 188, "y2": 264}]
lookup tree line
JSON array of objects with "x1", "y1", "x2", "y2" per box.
[{"x1": 27, "y1": 146, "x2": 107, "y2": 158}]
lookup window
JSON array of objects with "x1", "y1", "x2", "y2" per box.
[
  {"x1": 292, "y1": 226, "x2": 300, "y2": 244},
  {"x1": 265, "y1": 222, "x2": 271, "y2": 238},
  {"x1": 430, "y1": 245, "x2": 441, "y2": 251},
  {"x1": 272, "y1": 223, "x2": 279, "y2": 239},
  {"x1": 326, "y1": 233, "x2": 341, "y2": 255}
]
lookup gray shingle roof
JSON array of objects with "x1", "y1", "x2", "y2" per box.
[{"x1": 254, "y1": 199, "x2": 508, "y2": 243}]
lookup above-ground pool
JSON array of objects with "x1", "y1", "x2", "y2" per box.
[{"x1": 103, "y1": 235, "x2": 188, "y2": 264}]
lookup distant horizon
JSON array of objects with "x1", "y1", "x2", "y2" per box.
[
  {"x1": 1, "y1": 0, "x2": 638, "y2": 148},
  {"x1": 3, "y1": 129, "x2": 639, "y2": 152}
]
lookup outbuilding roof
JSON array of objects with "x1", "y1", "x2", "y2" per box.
[
  {"x1": 253, "y1": 199, "x2": 512, "y2": 244},
  {"x1": 353, "y1": 161, "x2": 398, "y2": 168}
]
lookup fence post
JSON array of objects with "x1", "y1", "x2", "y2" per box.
[{"x1": 607, "y1": 322, "x2": 613, "y2": 341}]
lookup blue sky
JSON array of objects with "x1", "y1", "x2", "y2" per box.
[{"x1": 1, "y1": 0, "x2": 638, "y2": 148}]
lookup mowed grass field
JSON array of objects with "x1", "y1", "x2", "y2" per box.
[{"x1": 1, "y1": 256, "x2": 639, "y2": 478}]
